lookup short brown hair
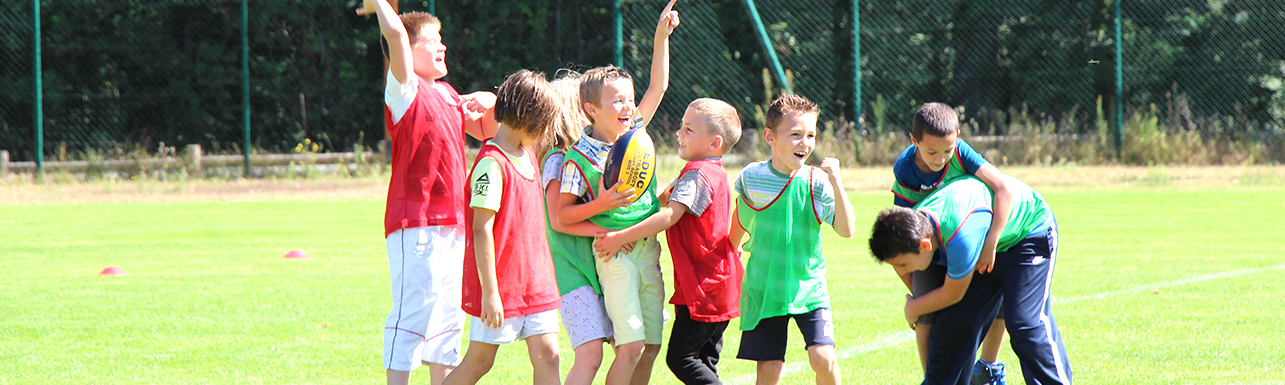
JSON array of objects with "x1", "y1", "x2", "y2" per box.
[
  {"x1": 764, "y1": 94, "x2": 818, "y2": 131},
  {"x1": 868, "y1": 207, "x2": 934, "y2": 262},
  {"x1": 495, "y1": 70, "x2": 557, "y2": 139},
  {"x1": 578, "y1": 65, "x2": 633, "y2": 121},
  {"x1": 911, "y1": 102, "x2": 958, "y2": 141},
  {"x1": 399, "y1": 12, "x2": 441, "y2": 42},
  {"x1": 535, "y1": 70, "x2": 587, "y2": 157},
  {"x1": 686, "y1": 98, "x2": 742, "y2": 151}
]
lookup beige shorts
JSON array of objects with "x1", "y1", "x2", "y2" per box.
[{"x1": 596, "y1": 237, "x2": 665, "y2": 345}]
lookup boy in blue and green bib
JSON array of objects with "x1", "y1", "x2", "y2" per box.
[
  {"x1": 729, "y1": 95, "x2": 856, "y2": 384},
  {"x1": 893, "y1": 102, "x2": 1019, "y2": 384},
  {"x1": 869, "y1": 175, "x2": 1072, "y2": 385}
]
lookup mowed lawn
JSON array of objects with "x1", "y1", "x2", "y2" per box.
[{"x1": 2, "y1": 185, "x2": 1283, "y2": 384}]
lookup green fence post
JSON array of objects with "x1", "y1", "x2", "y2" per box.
[
  {"x1": 242, "y1": 0, "x2": 251, "y2": 177},
  {"x1": 427, "y1": 0, "x2": 434, "y2": 14},
  {"x1": 851, "y1": 0, "x2": 861, "y2": 133},
  {"x1": 1112, "y1": 0, "x2": 1123, "y2": 159},
  {"x1": 32, "y1": 0, "x2": 42, "y2": 175},
  {"x1": 742, "y1": 0, "x2": 792, "y2": 95},
  {"x1": 613, "y1": 0, "x2": 623, "y2": 67}
]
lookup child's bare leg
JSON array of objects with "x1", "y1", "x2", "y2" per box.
[
  {"x1": 979, "y1": 319, "x2": 1005, "y2": 363},
  {"x1": 755, "y1": 360, "x2": 785, "y2": 385},
  {"x1": 428, "y1": 364, "x2": 454, "y2": 385},
  {"x1": 441, "y1": 342, "x2": 498, "y2": 385},
  {"x1": 629, "y1": 343, "x2": 661, "y2": 385},
  {"x1": 526, "y1": 333, "x2": 562, "y2": 385},
  {"x1": 916, "y1": 323, "x2": 932, "y2": 372},
  {"x1": 386, "y1": 369, "x2": 410, "y2": 385},
  {"x1": 807, "y1": 344, "x2": 841, "y2": 385},
  {"x1": 605, "y1": 341, "x2": 645, "y2": 385},
  {"x1": 565, "y1": 340, "x2": 606, "y2": 385}
]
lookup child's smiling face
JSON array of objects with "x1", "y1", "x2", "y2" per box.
[
  {"x1": 764, "y1": 111, "x2": 818, "y2": 174},
  {"x1": 585, "y1": 78, "x2": 638, "y2": 139}
]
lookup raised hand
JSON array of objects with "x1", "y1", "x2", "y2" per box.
[
  {"x1": 819, "y1": 157, "x2": 841, "y2": 179},
  {"x1": 655, "y1": 0, "x2": 681, "y2": 37},
  {"x1": 355, "y1": 0, "x2": 397, "y2": 16}
]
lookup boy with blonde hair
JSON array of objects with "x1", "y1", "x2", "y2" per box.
[
  {"x1": 443, "y1": 69, "x2": 563, "y2": 385},
  {"x1": 729, "y1": 94, "x2": 856, "y2": 385},
  {"x1": 552, "y1": 1, "x2": 681, "y2": 384},
  {"x1": 357, "y1": 1, "x2": 498, "y2": 384},
  {"x1": 539, "y1": 70, "x2": 621, "y2": 385},
  {"x1": 595, "y1": 98, "x2": 744, "y2": 384}
]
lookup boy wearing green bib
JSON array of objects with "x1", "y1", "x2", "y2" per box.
[
  {"x1": 552, "y1": 3, "x2": 681, "y2": 384},
  {"x1": 729, "y1": 95, "x2": 856, "y2": 385},
  {"x1": 892, "y1": 103, "x2": 1018, "y2": 384},
  {"x1": 869, "y1": 176, "x2": 1071, "y2": 385}
]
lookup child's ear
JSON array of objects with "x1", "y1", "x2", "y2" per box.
[
  {"x1": 908, "y1": 132, "x2": 919, "y2": 146},
  {"x1": 918, "y1": 237, "x2": 933, "y2": 253},
  {"x1": 762, "y1": 127, "x2": 774, "y2": 145},
  {"x1": 709, "y1": 135, "x2": 724, "y2": 152},
  {"x1": 583, "y1": 102, "x2": 597, "y2": 117}
]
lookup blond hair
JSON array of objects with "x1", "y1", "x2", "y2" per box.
[
  {"x1": 764, "y1": 94, "x2": 818, "y2": 131},
  {"x1": 399, "y1": 12, "x2": 441, "y2": 42},
  {"x1": 686, "y1": 98, "x2": 742, "y2": 152},
  {"x1": 536, "y1": 70, "x2": 587, "y2": 157},
  {"x1": 578, "y1": 66, "x2": 633, "y2": 122},
  {"x1": 494, "y1": 70, "x2": 557, "y2": 139}
]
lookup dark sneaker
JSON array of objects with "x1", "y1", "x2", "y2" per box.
[{"x1": 969, "y1": 360, "x2": 1007, "y2": 385}]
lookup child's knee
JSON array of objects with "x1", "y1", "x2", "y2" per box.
[
  {"x1": 614, "y1": 341, "x2": 646, "y2": 363},
  {"x1": 641, "y1": 344, "x2": 661, "y2": 360},
  {"x1": 574, "y1": 343, "x2": 606, "y2": 368},
  {"x1": 531, "y1": 345, "x2": 560, "y2": 368},
  {"x1": 807, "y1": 345, "x2": 839, "y2": 371}
]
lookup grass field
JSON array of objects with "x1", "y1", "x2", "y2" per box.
[{"x1": 2, "y1": 166, "x2": 1284, "y2": 384}]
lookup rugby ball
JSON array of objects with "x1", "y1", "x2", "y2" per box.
[{"x1": 602, "y1": 126, "x2": 656, "y2": 203}]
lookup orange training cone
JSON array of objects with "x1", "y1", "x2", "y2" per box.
[
  {"x1": 283, "y1": 249, "x2": 310, "y2": 260},
  {"x1": 99, "y1": 266, "x2": 126, "y2": 276}
]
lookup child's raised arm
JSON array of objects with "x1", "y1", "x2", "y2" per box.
[
  {"x1": 357, "y1": 0, "x2": 413, "y2": 88},
  {"x1": 636, "y1": 0, "x2": 680, "y2": 127},
  {"x1": 820, "y1": 157, "x2": 856, "y2": 238}
]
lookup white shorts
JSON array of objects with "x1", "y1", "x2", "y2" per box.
[
  {"x1": 383, "y1": 226, "x2": 466, "y2": 371},
  {"x1": 469, "y1": 309, "x2": 561, "y2": 345},
  {"x1": 558, "y1": 285, "x2": 614, "y2": 348}
]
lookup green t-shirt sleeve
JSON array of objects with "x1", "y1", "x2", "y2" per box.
[{"x1": 469, "y1": 157, "x2": 503, "y2": 211}]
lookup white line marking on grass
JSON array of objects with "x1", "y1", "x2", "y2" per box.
[
  {"x1": 1055, "y1": 263, "x2": 1285, "y2": 304},
  {"x1": 725, "y1": 263, "x2": 1285, "y2": 384}
]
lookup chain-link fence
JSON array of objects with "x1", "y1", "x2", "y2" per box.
[
  {"x1": 621, "y1": 0, "x2": 855, "y2": 150},
  {"x1": 622, "y1": 0, "x2": 1284, "y2": 163},
  {"x1": 1124, "y1": 0, "x2": 1285, "y2": 140},
  {"x1": 3, "y1": 0, "x2": 1283, "y2": 168},
  {"x1": 1, "y1": 0, "x2": 389, "y2": 164}
]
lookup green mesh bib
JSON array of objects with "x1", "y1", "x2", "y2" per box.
[
  {"x1": 542, "y1": 149, "x2": 600, "y2": 295},
  {"x1": 563, "y1": 147, "x2": 659, "y2": 231},
  {"x1": 736, "y1": 167, "x2": 830, "y2": 331},
  {"x1": 915, "y1": 176, "x2": 1051, "y2": 252},
  {"x1": 891, "y1": 153, "x2": 971, "y2": 205}
]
